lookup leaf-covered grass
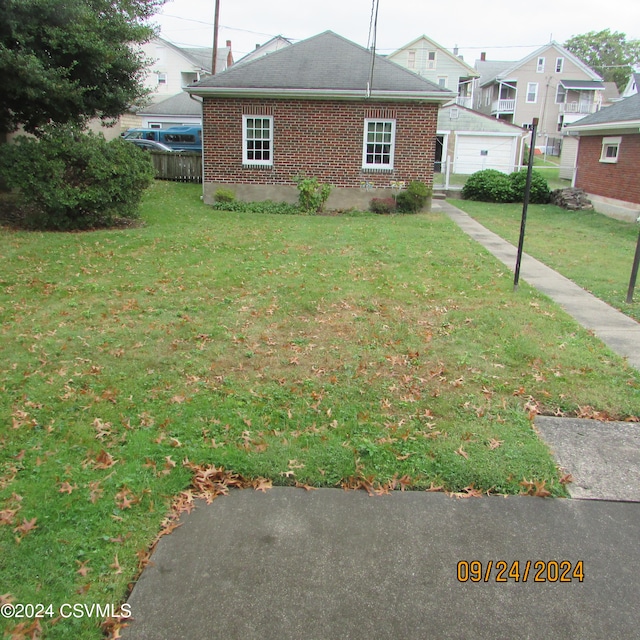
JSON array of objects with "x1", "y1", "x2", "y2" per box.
[
  {"x1": 450, "y1": 198, "x2": 640, "y2": 323},
  {"x1": 1, "y1": 181, "x2": 639, "y2": 638}
]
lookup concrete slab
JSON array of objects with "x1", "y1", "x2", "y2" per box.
[
  {"x1": 535, "y1": 416, "x2": 640, "y2": 501},
  {"x1": 121, "y1": 488, "x2": 640, "y2": 640}
]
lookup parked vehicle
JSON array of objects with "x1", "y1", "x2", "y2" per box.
[
  {"x1": 123, "y1": 126, "x2": 202, "y2": 153},
  {"x1": 126, "y1": 139, "x2": 174, "y2": 152}
]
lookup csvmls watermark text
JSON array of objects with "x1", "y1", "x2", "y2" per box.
[{"x1": 1, "y1": 602, "x2": 131, "y2": 619}]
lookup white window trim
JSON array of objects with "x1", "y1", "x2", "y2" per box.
[
  {"x1": 555, "y1": 84, "x2": 566, "y2": 104},
  {"x1": 537, "y1": 57, "x2": 545, "y2": 73},
  {"x1": 555, "y1": 57, "x2": 564, "y2": 73},
  {"x1": 362, "y1": 119, "x2": 396, "y2": 170},
  {"x1": 242, "y1": 115, "x2": 273, "y2": 167},
  {"x1": 437, "y1": 76, "x2": 448, "y2": 88},
  {"x1": 526, "y1": 82, "x2": 538, "y2": 103},
  {"x1": 600, "y1": 136, "x2": 621, "y2": 163}
]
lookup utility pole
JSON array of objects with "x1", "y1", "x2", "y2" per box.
[{"x1": 211, "y1": 0, "x2": 220, "y2": 75}]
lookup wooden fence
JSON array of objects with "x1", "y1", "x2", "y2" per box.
[{"x1": 150, "y1": 151, "x2": 202, "y2": 183}]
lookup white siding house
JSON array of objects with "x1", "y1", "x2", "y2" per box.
[{"x1": 388, "y1": 35, "x2": 478, "y2": 108}]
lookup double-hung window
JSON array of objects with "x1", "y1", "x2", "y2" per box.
[
  {"x1": 243, "y1": 115, "x2": 273, "y2": 166},
  {"x1": 362, "y1": 119, "x2": 396, "y2": 169},
  {"x1": 526, "y1": 82, "x2": 538, "y2": 103}
]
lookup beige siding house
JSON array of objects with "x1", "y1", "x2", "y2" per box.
[
  {"x1": 388, "y1": 35, "x2": 478, "y2": 108},
  {"x1": 474, "y1": 42, "x2": 603, "y2": 151}
]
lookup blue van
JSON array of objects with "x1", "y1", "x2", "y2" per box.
[{"x1": 123, "y1": 126, "x2": 202, "y2": 153}]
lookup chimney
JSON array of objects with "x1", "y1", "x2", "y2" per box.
[
  {"x1": 255, "y1": 43, "x2": 260, "y2": 50},
  {"x1": 226, "y1": 40, "x2": 233, "y2": 68},
  {"x1": 453, "y1": 45, "x2": 459, "y2": 56},
  {"x1": 480, "y1": 52, "x2": 486, "y2": 61}
]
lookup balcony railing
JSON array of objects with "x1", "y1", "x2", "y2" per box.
[
  {"x1": 455, "y1": 96, "x2": 473, "y2": 109},
  {"x1": 491, "y1": 99, "x2": 515, "y2": 113},
  {"x1": 560, "y1": 101, "x2": 597, "y2": 114}
]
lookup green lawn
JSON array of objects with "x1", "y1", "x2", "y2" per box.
[
  {"x1": 1, "y1": 181, "x2": 639, "y2": 638},
  {"x1": 450, "y1": 199, "x2": 640, "y2": 323}
]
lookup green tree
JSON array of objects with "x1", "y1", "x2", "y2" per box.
[
  {"x1": 564, "y1": 29, "x2": 640, "y2": 91},
  {"x1": 0, "y1": 0, "x2": 164, "y2": 134}
]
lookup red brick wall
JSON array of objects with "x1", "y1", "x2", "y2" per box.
[
  {"x1": 202, "y1": 98, "x2": 438, "y2": 189},
  {"x1": 575, "y1": 134, "x2": 640, "y2": 205}
]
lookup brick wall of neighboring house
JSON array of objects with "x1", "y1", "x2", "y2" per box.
[
  {"x1": 201, "y1": 97, "x2": 439, "y2": 208},
  {"x1": 575, "y1": 134, "x2": 640, "y2": 205}
]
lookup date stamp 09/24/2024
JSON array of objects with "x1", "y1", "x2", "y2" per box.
[
  {"x1": 457, "y1": 560, "x2": 585, "y2": 583},
  {"x1": 1, "y1": 561, "x2": 584, "y2": 622}
]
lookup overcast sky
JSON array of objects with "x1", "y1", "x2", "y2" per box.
[{"x1": 154, "y1": 0, "x2": 640, "y2": 64}]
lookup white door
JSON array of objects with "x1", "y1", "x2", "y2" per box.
[{"x1": 454, "y1": 134, "x2": 517, "y2": 175}]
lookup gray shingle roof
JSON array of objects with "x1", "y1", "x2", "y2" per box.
[
  {"x1": 475, "y1": 60, "x2": 516, "y2": 86},
  {"x1": 188, "y1": 31, "x2": 455, "y2": 101},
  {"x1": 138, "y1": 92, "x2": 201, "y2": 117},
  {"x1": 567, "y1": 92, "x2": 640, "y2": 129}
]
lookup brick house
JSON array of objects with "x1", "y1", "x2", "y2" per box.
[
  {"x1": 187, "y1": 31, "x2": 455, "y2": 210},
  {"x1": 565, "y1": 92, "x2": 640, "y2": 222}
]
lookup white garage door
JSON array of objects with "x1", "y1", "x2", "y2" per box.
[{"x1": 454, "y1": 134, "x2": 517, "y2": 175}]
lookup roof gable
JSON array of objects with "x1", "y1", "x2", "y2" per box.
[
  {"x1": 388, "y1": 35, "x2": 479, "y2": 77},
  {"x1": 479, "y1": 42, "x2": 602, "y2": 86},
  {"x1": 438, "y1": 104, "x2": 525, "y2": 132},
  {"x1": 188, "y1": 31, "x2": 455, "y2": 101}
]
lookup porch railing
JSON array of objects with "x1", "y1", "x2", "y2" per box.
[
  {"x1": 491, "y1": 99, "x2": 515, "y2": 113},
  {"x1": 560, "y1": 102, "x2": 597, "y2": 114}
]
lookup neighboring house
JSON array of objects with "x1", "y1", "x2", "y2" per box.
[
  {"x1": 140, "y1": 36, "x2": 232, "y2": 99},
  {"x1": 558, "y1": 81, "x2": 620, "y2": 181},
  {"x1": 388, "y1": 35, "x2": 478, "y2": 108},
  {"x1": 564, "y1": 92, "x2": 640, "y2": 222},
  {"x1": 187, "y1": 31, "x2": 455, "y2": 210},
  {"x1": 234, "y1": 36, "x2": 292, "y2": 66},
  {"x1": 621, "y1": 72, "x2": 640, "y2": 98},
  {"x1": 436, "y1": 104, "x2": 526, "y2": 175},
  {"x1": 137, "y1": 92, "x2": 202, "y2": 129},
  {"x1": 474, "y1": 42, "x2": 604, "y2": 152}
]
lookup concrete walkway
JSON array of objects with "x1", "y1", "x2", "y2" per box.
[
  {"x1": 435, "y1": 200, "x2": 640, "y2": 371},
  {"x1": 120, "y1": 202, "x2": 640, "y2": 640},
  {"x1": 122, "y1": 489, "x2": 640, "y2": 640}
]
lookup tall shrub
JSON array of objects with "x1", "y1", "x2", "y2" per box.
[{"x1": 0, "y1": 126, "x2": 155, "y2": 229}]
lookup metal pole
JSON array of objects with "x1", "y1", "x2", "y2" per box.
[
  {"x1": 514, "y1": 118, "x2": 539, "y2": 291},
  {"x1": 626, "y1": 224, "x2": 640, "y2": 303},
  {"x1": 211, "y1": 0, "x2": 220, "y2": 75}
]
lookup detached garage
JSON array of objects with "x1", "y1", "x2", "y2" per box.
[{"x1": 436, "y1": 104, "x2": 526, "y2": 175}]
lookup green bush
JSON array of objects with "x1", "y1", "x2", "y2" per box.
[
  {"x1": 509, "y1": 169, "x2": 551, "y2": 204},
  {"x1": 0, "y1": 126, "x2": 154, "y2": 230},
  {"x1": 294, "y1": 175, "x2": 331, "y2": 213},
  {"x1": 395, "y1": 180, "x2": 432, "y2": 213},
  {"x1": 370, "y1": 197, "x2": 397, "y2": 214},
  {"x1": 461, "y1": 169, "x2": 515, "y2": 203},
  {"x1": 214, "y1": 187, "x2": 236, "y2": 203},
  {"x1": 462, "y1": 168, "x2": 551, "y2": 204}
]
